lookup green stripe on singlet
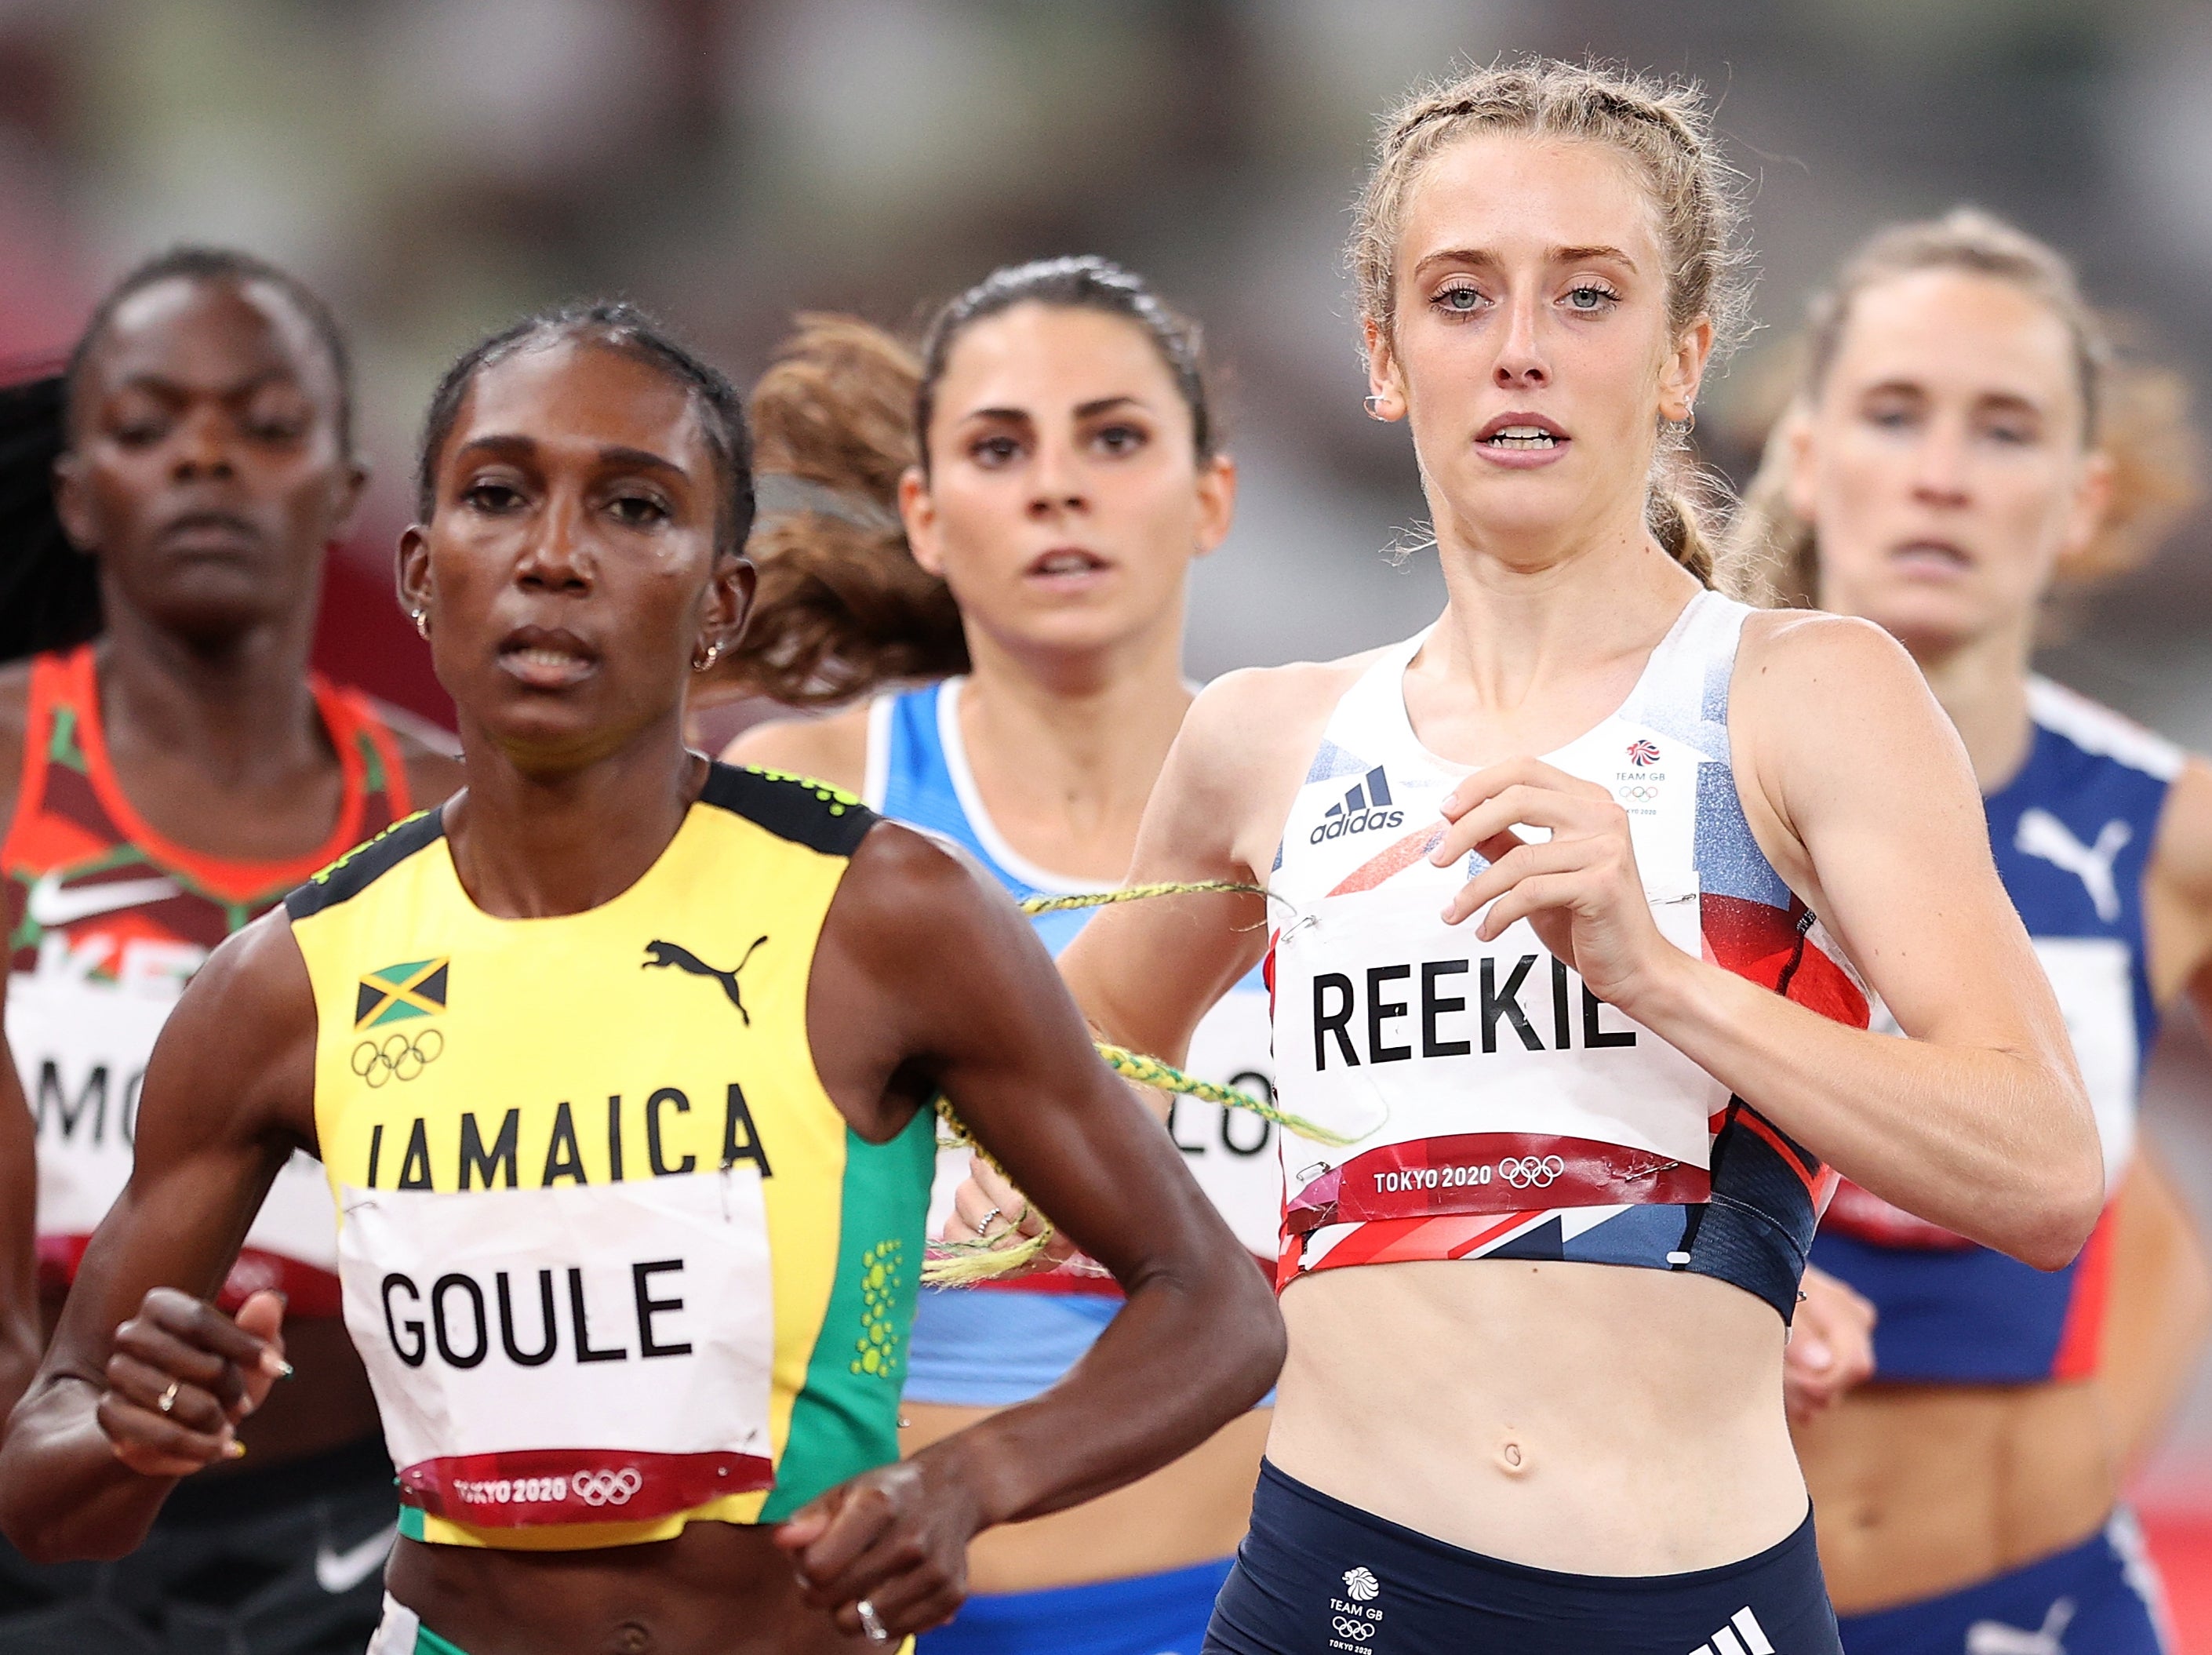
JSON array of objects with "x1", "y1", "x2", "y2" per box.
[
  {"x1": 415, "y1": 1625, "x2": 469, "y2": 1655},
  {"x1": 759, "y1": 1106, "x2": 936, "y2": 1522}
]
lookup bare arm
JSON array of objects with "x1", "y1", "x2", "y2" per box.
[
  {"x1": 2099, "y1": 1148, "x2": 2212, "y2": 1472},
  {"x1": 0, "y1": 913, "x2": 309, "y2": 1560},
  {"x1": 779, "y1": 821, "x2": 1282, "y2": 1637},
  {"x1": 0, "y1": 671, "x2": 49, "y2": 1414},
  {"x1": 1435, "y1": 616, "x2": 2099, "y2": 1268}
]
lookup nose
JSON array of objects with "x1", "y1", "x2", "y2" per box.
[
  {"x1": 169, "y1": 405, "x2": 235, "y2": 483},
  {"x1": 514, "y1": 486, "x2": 593, "y2": 595},
  {"x1": 1025, "y1": 433, "x2": 1088, "y2": 522},
  {"x1": 1492, "y1": 293, "x2": 1549, "y2": 391},
  {"x1": 1909, "y1": 417, "x2": 1972, "y2": 509}
]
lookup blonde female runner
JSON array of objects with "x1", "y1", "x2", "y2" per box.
[
  {"x1": 957, "y1": 60, "x2": 2102, "y2": 1653},
  {"x1": 1736, "y1": 207, "x2": 2212, "y2": 1655}
]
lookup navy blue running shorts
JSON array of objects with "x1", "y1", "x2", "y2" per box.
[{"x1": 1204, "y1": 1460, "x2": 1841, "y2": 1655}]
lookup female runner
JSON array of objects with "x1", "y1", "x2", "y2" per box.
[
  {"x1": 955, "y1": 59, "x2": 2105, "y2": 1653},
  {"x1": 1733, "y1": 208, "x2": 2212, "y2": 1653},
  {"x1": 0, "y1": 300, "x2": 1282, "y2": 1655},
  {"x1": 723, "y1": 257, "x2": 1274, "y2": 1653},
  {"x1": 0, "y1": 247, "x2": 459, "y2": 1652}
]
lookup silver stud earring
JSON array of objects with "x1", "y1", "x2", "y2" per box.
[
  {"x1": 1363, "y1": 393, "x2": 1389, "y2": 420},
  {"x1": 410, "y1": 606, "x2": 428, "y2": 639}
]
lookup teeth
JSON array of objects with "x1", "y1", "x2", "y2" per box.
[
  {"x1": 1486, "y1": 426, "x2": 1556, "y2": 449},
  {"x1": 515, "y1": 646, "x2": 583, "y2": 667},
  {"x1": 1037, "y1": 554, "x2": 1097, "y2": 573}
]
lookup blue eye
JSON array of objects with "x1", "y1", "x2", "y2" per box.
[
  {"x1": 1565, "y1": 285, "x2": 1617, "y2": 311},
  {"x1": 1435, "y1": 286, "x2": 1483, "y2": 314}
]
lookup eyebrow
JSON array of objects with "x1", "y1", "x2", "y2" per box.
[
  {"x1": 1412, "y1": 244, "x2": 1639, "y2": 279},
  {"x1": 451, "y1": 434, "x2": 690, "y2": 476},
  {"x1": 111, "y1": 367, "x2": 298, "y2": 400},
  {"x1": 960, "y1": 394, "x2": 1150, "y2": 424},
  {"x1": 1859, "y1": 379, "x2": 2046, "y2": 413}
]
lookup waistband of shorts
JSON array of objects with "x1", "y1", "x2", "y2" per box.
[
  {"x1": 1255, "y1": 1458, "x2": 1815, "y2": 1592},
  {"x1": 159, "y1": 1431, "x2": 390, "y2": 1526},
  {"x1": 1837, "y1": 1509, "x2": 2124, "y2": 1631}
]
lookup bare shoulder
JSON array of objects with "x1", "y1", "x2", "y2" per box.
[
  {"x1": 722, "y1": 703, "x2": 871, "y2": 796},
  {"x1": 831, "y1": 816, "x2": 1020, "y2": 966},
  {"x1": 1181, "y1": 653, "x2": 1379, "y2": 774},
  {"x1": 1735, "y1": 608, "x2": 1924, "y2": 704}
]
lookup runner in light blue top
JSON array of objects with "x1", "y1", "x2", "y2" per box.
[{"x1": 724, "y1": 261, "x2": 1275, "y2": 1654}]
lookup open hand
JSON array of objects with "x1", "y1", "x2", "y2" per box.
[
  {"x1": 97, "y1": 1287, "x2": 288, "y2": 1477},
  {"x1": 944, "y1": 1157, "x2": 1073, "y2": 1268}
]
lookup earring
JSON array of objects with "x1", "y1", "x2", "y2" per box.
[
  {"x1": 1363, "y1": 394, "x2": 1390, "y2": 420},
  {"x1": 410, "y1": 607, "x2": 428, "y2": 639},
  {"x1": 691, "y1": 641, "x2": 722, "y2": 673}
]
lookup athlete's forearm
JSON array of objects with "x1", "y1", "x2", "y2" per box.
[
  {"x1": 916, "y1": 1258, "x2": 1281, "y2": 1532},
  {"x1": 1625, "y1": 948, "x2": 2101, "y2": 1269},
  {"x1": 0, "y1": 1374, "x2": 178, "y2": 1561}
]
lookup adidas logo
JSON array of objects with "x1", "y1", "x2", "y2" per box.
[
  {"x1": 1690, "y1": 1607, "x2": 1774, "y2": 1655},
  {"x1": 1309, "y1": 766, "x2": 1405, "y2": 845}
]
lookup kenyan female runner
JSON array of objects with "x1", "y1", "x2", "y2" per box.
[
  {"x1": 0, "y1": 247, "x2": 460, "y2": 1653},
  {"x1": 0, "y1": 300, "x2": 1282, "y2": 1655}
]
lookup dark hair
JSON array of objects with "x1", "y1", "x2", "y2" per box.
[
  {"x1": 711, "y1": 260, "x2": 1217, "y2": 707},
  {"x1": 66, "y1": 244, "x2": 357, "y2": 453},
  {"x1": 916, "y1": 256, "x2": 1217, "y2": 466},
  {"x1": 0, "y1": 248, "x2": 357, "y2": 664},
  {"x1": 415, "y1": 300, "x2": 754, "y2": 557}
]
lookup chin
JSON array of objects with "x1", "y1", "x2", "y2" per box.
[{"x1": 1855, "y1": 591, "x2": 2000, "y2": 657}]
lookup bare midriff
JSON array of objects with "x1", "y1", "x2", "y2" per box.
[
  {"x1": 1264, "y1": 1259, "x2": 1807, "y2": 1575},
  {"x1": 1794, "y1": 1380, "x2": 2117, "y2": 1613},
  {"x1": 900, "y1": 1405, "x2": 1271, "y2": 1593}
]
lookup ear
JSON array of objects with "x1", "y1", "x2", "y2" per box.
[
  {"x1": 1782, "y1": 409, "x2": 1820, "y2": 524},
  {"x1": 395, "y1": 524, "x2": 432, "y2": 620},
  {"x1": 1362, "y1": 318, "x2": 1407, "y2": 422},
  {"x1": 52, "y1": 453, "x2": 95, "y2": 556},
  {"x1": 2054, "y1": 448, "x2": 2116, "y2": 574},
  {"x1": 898, "y1": 465, "x2": 945, "y2": 578},
  {"x1": 1192, "y1": 452, "x2": 1237, "y2": 560},
  {"x1": 704, "y1": 554, "x2": 758, "y2": 657},
  {"x1": 1657, "y1": 315, "x2": 1715, "y2": 424}
]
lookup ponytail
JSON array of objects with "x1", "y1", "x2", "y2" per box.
[
  {"x1": 0, "y1": 373, "x2": 99, "y2": 664},
  {"x1": 708, "y1": 315, "x2": 966, "y2": 707}
]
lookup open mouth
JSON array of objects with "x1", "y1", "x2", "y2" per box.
[
  {"x1": 1025, "y1": 547, "x2": 1111, "y2": 581},
  {"x1": 1475, "y1": 413, "x2": 1569, "y2": 456},
  {"x1": 497, "y1": 625, "x2": 599, "y2": 690},
  {"x1": 1890, "y1": 540, "x2": 1972, "y2": 573}
]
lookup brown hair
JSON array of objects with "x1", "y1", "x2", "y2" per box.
[
  {"x1": 708, "y1": 315, "x2": 964, "y2": 707},
  {"x1": 1350, "y1": 57, "x2": 1752, "y2": 589},
  {"x1": 1728, "y1": 207, "x2": 2204, "y2": 607},
  {"x1": 713, "y1": 259, "x2": 1220, "y2": 707}
]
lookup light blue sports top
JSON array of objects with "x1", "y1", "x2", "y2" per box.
[{"x1": 865, "y1": 678, "x2": 1277, "y2": 1407}]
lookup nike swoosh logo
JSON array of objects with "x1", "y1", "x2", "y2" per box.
[
  {"x1": 26, "y1": 871, "x2": 184, "y2": 929},
  {"x1": 315, "y1": 1521, "x2": 397, "y2": 1594}
]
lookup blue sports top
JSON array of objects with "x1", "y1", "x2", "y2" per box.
[
  {"x1": 1813, "y1": 677, "x2": 2182, "y2": 1384},
  {"x1": 866, "y1": 678, "x2": 1278, "y2": 1408}
]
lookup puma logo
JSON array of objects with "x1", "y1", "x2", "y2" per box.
[
  {"x1": 2017, "y1": 809, "x2": 2130, "y2": 923},
  {"x1": 1966, "y1": 1595, "x2": 2073, "y2": 1655},
  {"x1": 641, "y1": 937, "x2": 768, "y2": 1024}
]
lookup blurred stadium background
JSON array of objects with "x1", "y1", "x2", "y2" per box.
[{"x1": 1, "y1": 0, "x2": 2208, "y2": 1634}]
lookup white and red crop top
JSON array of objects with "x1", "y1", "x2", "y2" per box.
[{"x1": 1264, "y1": 591, "x2": 1870, "y2": 1320}]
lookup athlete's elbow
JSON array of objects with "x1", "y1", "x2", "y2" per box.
[{"x1": 2011, "y1": 1139, "x2": 2107, "y2": 1273}]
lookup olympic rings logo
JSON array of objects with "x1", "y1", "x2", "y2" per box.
[
  {"x1": 572, "y1": 1468, "x2": 642, "y2": 1507},
  {"x1": 351, "y1": 1028, "x2": 444, "y2": 1087},
  {"x1": 1498, "y1": 1155, "x2": 1566, "y2": 1189},
  {"x1": 1332, "y1": 1618, "x2": 1376, "y2": 1642},
  {"x1": 1618, "y1": 784, "x2": 1660, "y2": 802}
]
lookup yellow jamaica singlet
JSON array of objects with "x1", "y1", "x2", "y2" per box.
[{"x1": 284, "y1": 764, "x2": 934, "y2": 1551}]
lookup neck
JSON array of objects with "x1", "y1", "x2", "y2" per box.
[
  {"x1": 445, "y1": 715, "x2": 699, "y2": 918},
  {"x1": 1899, "y1": 618, "x2": 2036, "y2": 794},
  {"x1": 94, "y1": 600, "x2": 328, "y2": 784},
  {"x1": 1425, "y1": 507, "x2": 1698, "y2": 711},
  {"x1": 957, "y1": 604, "x2": 1194, "y2": 863}
]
